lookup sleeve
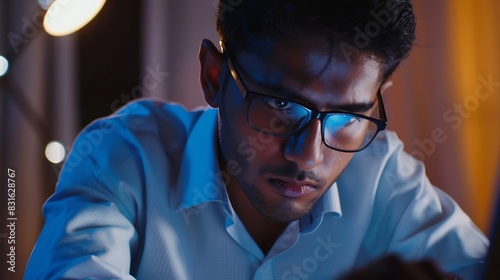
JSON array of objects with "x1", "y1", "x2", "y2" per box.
[
  {"x1": 25, "y1": 117, "x2": 145, "y2": 279},
  {"x1": 357, "y1": 140, "x2": 489, "y2": 280}
]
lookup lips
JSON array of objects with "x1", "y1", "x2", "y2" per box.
[{"x1": 269, "y1": 178, "x2": 316, "y2": 198}]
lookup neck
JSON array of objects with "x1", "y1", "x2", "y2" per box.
[
  {"x1": 216, "y1": 140, "x2": 289, "y2": 254},
  {"x1": 226, "y1": 179, "x2": 289, "y2": 255}
]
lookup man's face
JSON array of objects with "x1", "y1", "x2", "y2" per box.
[{"x1": 216, "y1": 39, "x2": 383, "y2": 222}]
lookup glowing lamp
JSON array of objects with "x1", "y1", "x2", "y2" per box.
[{"x1": 41, "y1": 0, "x2": 106, "y2": 36}]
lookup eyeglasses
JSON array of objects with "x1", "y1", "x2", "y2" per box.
[{"x1": 223, "y1": 45, "x2": 388, "y2": 153}]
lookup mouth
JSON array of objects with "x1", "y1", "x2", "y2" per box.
[{"x1": 268, "y1": 178, "x2": 317, "y2": 198}]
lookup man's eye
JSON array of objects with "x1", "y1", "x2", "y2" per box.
[{"x1": 263, "y1": 97, "x2": 292, "y2": 110}]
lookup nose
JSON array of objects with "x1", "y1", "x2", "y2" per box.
[{"x1": 284, "y1": 119, "x2": 324, "y2": 171}]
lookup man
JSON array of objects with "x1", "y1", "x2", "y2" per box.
[{"x1": 26, "y1": 0, "x2": 488, "y2": 279}]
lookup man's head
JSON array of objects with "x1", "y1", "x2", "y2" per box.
[
  {"x1": 199, "y1": 0, "x2": 416, "y2": 222},
  {"x1": 216, "y1": 0, "x2": 416, "y2": 81}
]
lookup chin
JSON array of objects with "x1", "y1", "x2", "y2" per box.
[{"x1": 255, "y1": 197, "x2": 316, "y2": 222}]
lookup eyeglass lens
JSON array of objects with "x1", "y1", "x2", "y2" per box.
[{"x1": 247, "y1": 95, "x2": 378, "y2": 151}]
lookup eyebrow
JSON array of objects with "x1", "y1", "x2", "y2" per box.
[{"x1": 262, "y1": 83, "x2": 376, "y2": 113}]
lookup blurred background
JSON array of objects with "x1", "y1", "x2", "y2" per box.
[{"x1": 0, "y1": 0, "x2": 499, "y2": 278}]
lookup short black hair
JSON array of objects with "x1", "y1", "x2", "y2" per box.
[{"x1": 216, "y1": 0, "x2": 416, "y2": 80}]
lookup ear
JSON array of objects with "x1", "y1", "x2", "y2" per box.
[
  {"x1": 199, "y1": 39, "x2": 225, "y2": 108},
  {"x1": 380, "y1": 79, "x2": 393, "y2": 94}
]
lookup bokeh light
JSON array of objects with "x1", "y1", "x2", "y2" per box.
[
  {"x1": 0, "y1": 56, "x2": 9, "y2": 76},
  {"x1": 45, "y1": 141, "x2": 66, "y2": 164}
]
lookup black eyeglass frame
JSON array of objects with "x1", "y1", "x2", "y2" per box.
[{"x1": 222, "y1": 43, "x2": 388, "y2": 152}]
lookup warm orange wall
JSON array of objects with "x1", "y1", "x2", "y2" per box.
[
  {"x1": 447, "y1": 0, "x2": 500, "y2": 233},
  {"x1": 386, "y1": 0, "x2": 499, "y2": 233}
]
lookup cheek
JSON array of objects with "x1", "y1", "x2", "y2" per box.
[
  {"x1": 218, "y1": 88, "x2": 248, "y2": 150},
  {"x1": 218, "y1": 95, "x2": 258, "y2": 174},
  {"x1": 322, "y1": 151, "x2": 355, "y2": 181},
  {"x1": 220, "y1": 114, "x2": 282, "y2": 167},
  {"x1": 219, "y1": 87, "x2": 284, "y2": 167}
]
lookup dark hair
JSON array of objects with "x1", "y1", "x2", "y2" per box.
[{"x1": 216, "y1": 0, "x2": 416, "y2": 80}]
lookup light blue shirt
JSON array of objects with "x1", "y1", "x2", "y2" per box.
[{"x1": 25, "y1": 99, "x2": 489, "y2": 279}]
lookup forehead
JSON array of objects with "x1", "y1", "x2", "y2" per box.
[{"x1": 233, "y1": 38, "x2": 383, "y2": 108}]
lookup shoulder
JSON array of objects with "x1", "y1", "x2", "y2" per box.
[
  {"x1": 59, "y1": 98, "x2": 216, "y2": 190},
  {"x1": 338, "y1": 130, "x2": 432, "y2": 235},
  {"x1": 341, "y1": 131, "x2": 489, "y2": 275},
  {"x1": 54, "y1": 98, "x2": 217, "y2": 216},
  {"x1": 344, "y1": 130, "x2": 433, "y2": 206},
  {"x1": 110, "y1": 97, "x2": 212, "y2": 133},
  {"x1": 343, "y1": 130, "x2": 424, "y2": 188},
  {"x1": 74, "y1": 98, "x2": 215, "y2": 155}
]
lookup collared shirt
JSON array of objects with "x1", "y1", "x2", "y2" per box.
[{"x1": 25, "y1": 99, "x2": 489, "y2": 280}]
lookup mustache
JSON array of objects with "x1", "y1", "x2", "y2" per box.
[{"x1": 259, "y1": 164, "x2": 326, "y2": 185}]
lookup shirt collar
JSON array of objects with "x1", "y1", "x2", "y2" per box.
[
  {"x1": 176, "y1": 108, "x2": 230, "y2": 211},
  {"x1": 299, "y1": 182, "x2": 342, "y2": 234}
]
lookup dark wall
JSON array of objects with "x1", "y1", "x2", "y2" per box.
[{"x1": 78, "y1": 0, "x2": 141, "y2": 128}]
